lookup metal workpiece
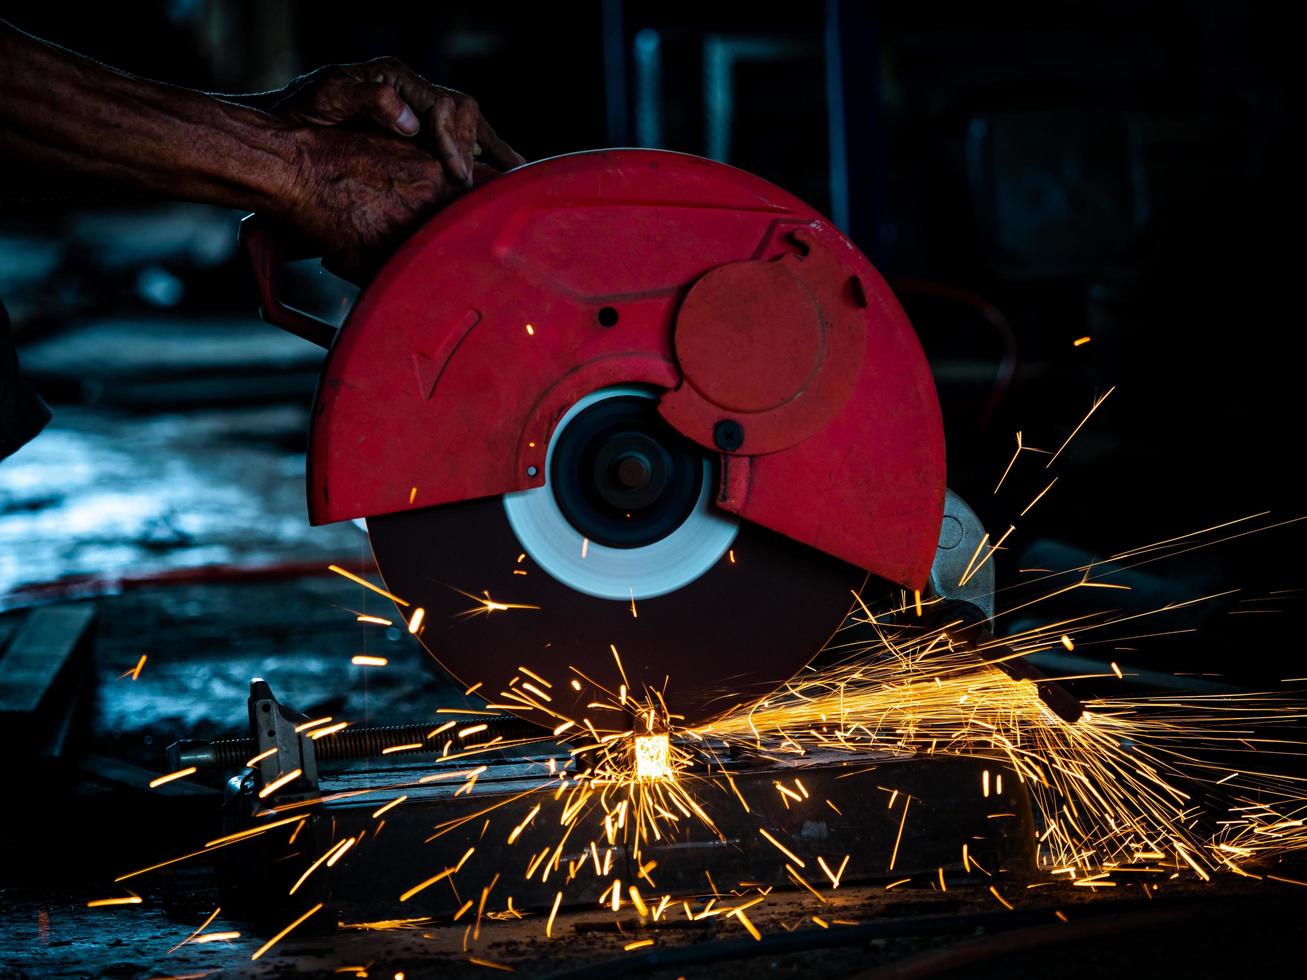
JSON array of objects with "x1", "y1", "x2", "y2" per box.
[
  {"x1": 223, "y1": 752, "x2": 1037, "y2": 926},
  {"x1": 166, "y1": 679, "x2": 543, "y2": 798}
]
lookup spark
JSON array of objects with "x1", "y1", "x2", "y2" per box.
[
  {"x1": 356, "y1": 614, "x2": 392, "y2": 625},
  {"x1": 759, "y1": 828, "x2": 804, "y2": 867},
  {"x1": 1268, "y1": 874, "x2": 1307, "y2": 887},
  {"x1": 634, "y1": 733, "x2": 672, "y2": 781},
  {"x1": 382, "y1": 743, "x2": 424, "y2": 754},
  {"x1": 546, "y1": 891, "x2": 562, "y2": 938},
  {"x1": 309, "y1": 721, "x2": 350, "y2": 740},
  {"x1": 959, "y1": 524, "x2": 1015, "y2": 586},
  {"x1": 293, "y1": 716, "x2": 333, "y2": 733},
  {"x1": 453, "y1": 588, "x2": 541, "y2": 618},
  {"x1": 994, "y1": 431, "x2": 1026, "y2": 494},
  {"x1": 408, "y1": 607, "x2": 426, "y2": 634},
  {"x1": 167, "y1": 906, "x2": 221, "y2": 952},
  {"x1": 372, "y1": 796, "x2": 407, "y2": 818},
  {"x1": 624, "y1": 939, "x2": 654, "y2": 951},
  {"x1": 290, "y1": 838, "x2": 352, "y2": 895},
  {"x1": 400, "y1": 867, "x2": 455, "y2": 902},
  {"x1": 203, "y1": 814, "x2": 305, "y2": 849},
  {"x1": 468, "y1": 957, "x2": 514, "y2": 972},
  {"x1": 105, "y1": 478, "x2": 1307, "y2": 957},
  {"x1": 119, "y1": 653, "x2": 148, "y2": 681},
  {"x1": 250, "y1": 902, "x2": 323, "y2": 961},
  {"x1": 352, "y1": 655, "x2": 389, "y2": 667},
  {"x1": 1047, "y1": 386, "x2": 1115, "y2": 468},
  {"x1": 889, "y1": 796, "x2": 912, "y2": 871},
  {"x1": 149, "y1": 767, "x2": 197, "y2": 789},
  {"x1": 328, "y1": 564, "x2": 409, "y2": 606},
  {"x1": 507, "y1": 804, "x2": 541, "y2": 844},
  {"x1": 732, "y1": 909, "x2": 762, "y2": 941},
  {"x1": 191, "y1": 931, "x2": 240, "y2": 944},
  {"x1": 519, "y1": 666, "x2": 551, "y2": 688},
  {"x1": 1073, "y1": 336, "x2": 1091, "y2": 347},
  {"x1": 521, "y1": 682, "x2": 552, "y2": 702},
  {"x1": 525, "y1": 323, "x2": 535, "y2": 336},
  {"x1": 1021, "y1": 477, "x2": 1058, "y2": 516},
  {"x1": 87, "y1": 894, "x2": 141, "y2": 908},
  {"x1": 258, "y1": 769, "x2": 303, "y2": 799}
]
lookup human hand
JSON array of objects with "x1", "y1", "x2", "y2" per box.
[
  {"x1": 268, "y1": 57, "x2": 524, "y2": 187},
  {"x1": 276, "y1": 124, "x2": 454, "y2": 283}
]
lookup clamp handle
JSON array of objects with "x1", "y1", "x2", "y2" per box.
[{"x1": 238, "y1": 213, "x2": 337, "y2": 349}]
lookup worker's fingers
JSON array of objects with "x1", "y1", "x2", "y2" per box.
[
  {"x1": 375, "y1": 64, "x2": 485, "y2": 184},
  {"x1": 285, "y1": 73, "x2": 419, "y2": 137},
  {"x1": 354, "y1": 80, "x2": 419, "y2": 136},
  {"x1": 425, "y1": 94, "x2": 473, "y2": 186},
  {"x1": 476, "y1": 116, "x2": 526, "y2": 171},
  {"x1": 454, "y1": 96, "x2": 480, "y2": 181}
]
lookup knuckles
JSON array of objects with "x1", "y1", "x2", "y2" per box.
[{"x1": 366, "y1": 55, "x2": 409, "y2": 76}]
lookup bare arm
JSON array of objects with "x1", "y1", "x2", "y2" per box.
[
  {"x1": 0, "y1": 22, "x2": 504, "y2": 281},
  {"x1": 0, "y1": 21, "x2": 300, "y2": 214}
]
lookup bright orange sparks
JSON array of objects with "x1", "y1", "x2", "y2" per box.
[
  {"x1": 87, "y1": 895, "x2": 141, "y2": 908},
  {"x1": 328, "y1": 564, "x2": 410, "y2": 606},
  {"x1": 149, "y1": 766, "x2": 196, "y2": 788},
  {"x1": 250, "y1": 902, "x2": 323, "y2": 960},
  {"x1": 257, "y1": 769, "x2": 302, "y2": 799},
  {"x1": 408, "y1": 607, "x2": 426, "y2": 634}
]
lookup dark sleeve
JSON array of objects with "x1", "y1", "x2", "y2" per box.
[{"x1": 0, "y1": 300, "x2": 52, "y2": 460}]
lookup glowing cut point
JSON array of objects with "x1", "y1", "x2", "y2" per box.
[{"x1": 634, "y1": 732, "x2": 673, "y2": 781}]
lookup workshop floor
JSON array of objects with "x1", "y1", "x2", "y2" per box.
[{"x1": 4, "y1": 866, "x2": 1305, "y2": 978}]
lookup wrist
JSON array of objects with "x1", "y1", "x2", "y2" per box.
[{"x1": 210, "y1": 103, "x2": 304, "y2": 216}]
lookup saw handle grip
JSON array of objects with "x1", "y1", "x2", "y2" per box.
[
  {"x1": 241, "y1": 165, "x2": 506, "y2": 348},
  {"x1": 239, "y1": 214, "x2": 338, "y2": 349}
]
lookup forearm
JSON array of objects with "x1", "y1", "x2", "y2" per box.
[{"x1": 0, "y1": 20, "x2": 299, "y2": 213}]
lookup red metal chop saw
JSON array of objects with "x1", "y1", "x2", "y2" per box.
[{"x1": 244, "y1": 149, "x2": 970, "y2": 729}]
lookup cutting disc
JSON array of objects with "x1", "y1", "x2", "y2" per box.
[{"x1": 369, "y1": 387, "x2": 866, "y2": 727}]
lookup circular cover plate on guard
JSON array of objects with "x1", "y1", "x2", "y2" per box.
[{"x1": 369, "y1": 502, "x2": 866, "y2": 729}]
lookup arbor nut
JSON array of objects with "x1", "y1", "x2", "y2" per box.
[{"x1": 713, "y1": 419, "x2": 745, "y2": 452}]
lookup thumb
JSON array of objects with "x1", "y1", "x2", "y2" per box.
[
  {"x1": 338, "y1": 80, "x2": 419, "y2": 136},
  {"x1": 370, "y1": 82, "x2": 420, "y2": 136}
]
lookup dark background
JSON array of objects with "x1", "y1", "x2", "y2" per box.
[
  {"x1": 1, "y1": 0, "x2": 1302, "y2": 687},
  {"x1": 1, "y1": 7, "x2": 1305, "y2": 975}
]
